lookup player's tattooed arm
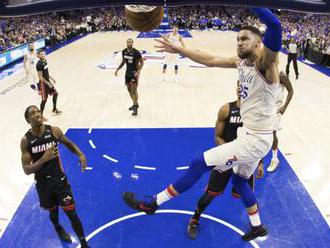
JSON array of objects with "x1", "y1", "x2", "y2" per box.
[
  {"x1": 51, "y1": 126, "x2": 87, "y2": 172},
  {"x1": 215, "y1": 103, "x2": 230, "y2": 145},
  {"x1": 20, "y1": 136, "x2": 58, "y2": 175}
]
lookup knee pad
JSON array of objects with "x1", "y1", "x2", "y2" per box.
[
  {"x1": 163, "y1": 64, "x2": 167, "y2": 70},
  {"x1": 174, "y1": 65, "x2": 178, "y2": 70}
]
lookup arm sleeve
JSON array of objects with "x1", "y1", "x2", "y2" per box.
[{"x1": 251, "y1": 8, "x2": 282, "y2": 52}]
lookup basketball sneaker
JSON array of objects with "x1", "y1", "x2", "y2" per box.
[
  {"x1": 52, "y1": 109, "x2": 62, "y2": 115},
  {"x1": 129, "y1": 104, "x2": 139, "y2": 111},
  {"x1": 122, "y1": 192, "x2": 158, "y2": 215},
  {"x1": 267, "y1": 159, "x2": 279, "y2": 173},
  {"x1": 55, "y1": 225, "x2": 72, "y2": 243},
  {"x1": 132, "y1": 106, "x2": 138, "y2": 116},
  {"x1": 187, "y1": 218, "x2": 199, "y2": 239},
  {"x1": 242, "y1": 225, "x2": 267, "y2": 241}
]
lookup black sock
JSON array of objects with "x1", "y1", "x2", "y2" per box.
[
  {"x1": 49, "y1": 207, "x2": 60, "y2": 228},
  {"x1": 52, "y1": 93, "x2": 58, "y2": 111},
  {"x1": 65, "y1": 210, "x2": 87, "y2": 244},
  {"x1": 192, "y1": 193, "x2": 215, "y2": 221}
]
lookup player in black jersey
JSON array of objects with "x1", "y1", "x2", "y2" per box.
[
  {"x1": 115, "y1": 38, "x2": 144, "y2": 116},
  {"x1": 20, "y1": 105, "x2": 89, "y2": 248},
  {"x1": 36, "y1": 50, "x2": 61, "y2": 121},
  {"x1": 187, "y1": 83, "x2": 264, "y2": 239}
]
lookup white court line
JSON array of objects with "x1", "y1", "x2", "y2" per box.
[
  {"x1": 134, "y1": 165, "x2": 156, "y2": 171},
  {"x1": 88, "y1": 128, "x2": 92, "y2": 134},
  {"x1": 176, "y1": 166, "x2": 189, "y2": 170},
  {"x1": 85, "y1": 167, "x2": 93, "y2": 170},
  {"x1": 102, "y1": 154, "x2": 119, "y2": 163},
  {"x1": 76, "y1": 209, "x2": 260, "y2": 248},
  {"x1": 88, "y1": 139, "x2": 96, "y2": 149}
]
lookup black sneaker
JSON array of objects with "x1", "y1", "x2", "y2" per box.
[
  {"x1": 242, "y1": 225, "x2": 268, "y2": 241},
  {"x1": 52, "y1": 109, "x2": 62, "y2": 115},
  {"x1": 122, "y1": 192, "x2": 158, "y2": 215},
  {"x1": 80, "y1": 239, "x2": 90, "y2": 248},
  {"x1": 129, "y1": 104, "x2": 139, "y2": 111},
  {"x1": 132, "y1": 106, "x2": 138, "y2": 116},
  {"x1": 187, "y1": 218, "x2": 199, "y2": 240},
  {"x1": 55, "y1": 225, "x2": 72, "y2": 243}
]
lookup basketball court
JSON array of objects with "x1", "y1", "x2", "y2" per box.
[{"x1": 0, "y1": 30, "x2": 329, "y2": 247}]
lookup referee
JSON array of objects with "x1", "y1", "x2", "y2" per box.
[{"x1": 285, "y1": 38, "x2": 299, "y2": 80}]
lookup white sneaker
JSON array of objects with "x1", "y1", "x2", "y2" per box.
[{"x1": 267, "y1": 160, "x2": 279, "y2": 173}]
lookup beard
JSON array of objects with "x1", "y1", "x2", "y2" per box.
[{"x1": 238, "y1": 50, "x2": 252, "y2": 59}]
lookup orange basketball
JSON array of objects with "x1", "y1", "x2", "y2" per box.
[{"x1": 124, "y1": 5, "x2": 164, "y2": 32}]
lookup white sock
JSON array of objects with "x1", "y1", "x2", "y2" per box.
[
  {"x1": 272, "y1": 149, "x2": 278, "y2": 161},
  {"x1": 156, "y1": 187, "x2": 176, "y2": 206},
  {"x1": 249, "y1": 210, "x2": 261, "y2": 227}
]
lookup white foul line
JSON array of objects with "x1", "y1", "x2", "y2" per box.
[
  {"x1": 134, "y1": 165, "x2": 156, "y2": 171},
  {"x1": 76, "y1": 209, "x2": 260, "y2": 248},
  {"x1": 88, "y1": 139, "x2": 96, "y2": 149},
  {"x1": 102, "y1": 154, "x2": 119, "y2": 163},
  {"x1": 176, "y1": 166, "x2": 189, "y2": 170}
]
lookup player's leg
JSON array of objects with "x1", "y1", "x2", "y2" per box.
[
  {"x1": 187, "y1": 169, "x2": 232, "y2": 239},
  {"x1": 230, "y1": 132, "x2": 273, "y2": 241},
  {"x1": 174, "y1": 64, "x2": 179, "y2": 82},
  {"x1": 286, "y1": 54, "x2": 293, "y2": 76},
  {"x1": 57, "y1": 177, "x2": 89, "y2": 248},
  {"x1": 126, "y1": 77, "x2": 135, "y2": 111},
  {"x1": 39, "y1": 82, "x2": 48, "y2": 120},
  {"x1": 162, "y1": 63, "x2": 167, "y2": 81},
  {"x1": 123, "y1": 139, "x2": 241, "y2": 214},
  {"x1": 232, "y1": 171, "x2": 267, "y2": 241},
  {"x1": 131, "y1": 81, "x2": 139, "y2": 116},
  {"x1": 267, "y1": 131, "x2": 279, "y2": 172},
  {"x1": 50, "y1": 88, "x2": 61, "y2": 114},
  {"x1": 35, "y1": 180, "x2": 71, "y2": 243},
  {"x1": 293, "y1": 55, "x2": 299, "y2": 79},
  {"x1": 173, "y1": 54, "x2": 180, "y2": 82}
]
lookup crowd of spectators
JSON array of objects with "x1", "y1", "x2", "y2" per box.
[{"x1": 0, "y1": 5, "x2": 329, "y2": 56}]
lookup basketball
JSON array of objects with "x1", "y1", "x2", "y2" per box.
[{"x1": 124, "y1": 5, "x2": 164, "y2": 32}]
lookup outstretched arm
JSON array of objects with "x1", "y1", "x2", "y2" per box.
[{"x1": 155, "y1": 36, "x2": 239, "y2": 68}]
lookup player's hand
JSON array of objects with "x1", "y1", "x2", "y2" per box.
[
  {"x1": 114, "y1": 71, "x2": 118, "y2": 77},
  {"x1": 154, "y1": 35, "x2": 179, "y2": 54},
  {"x1": 79, "y1": 154, "x2": 87, "y2": 173},
  {"x1": 134, "y1": 71, "x2": 140, "y2": 78},
  {"x1": 256, "y1": 161, "x2": 264, "y2": 179},
  {"x1": 52, "y1": 79, "x2": 56, "y2": 84},
  {"x1": 41, "y1": 147, "x2": 58, "y2": 163},
  {"x1": 277, "y1": 106, "x2": 286, "y2": 115}
]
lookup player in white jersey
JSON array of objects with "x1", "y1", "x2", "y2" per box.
[
  {"x1": 123, "y1": 8, "x2": 282, "y2": 241},
  {"x1": 162, "y1": 26, "x2": 185, "y2": 82},
  {"x1": 267, "y1": 71, "x2": 294, "y2": 172},
  {"x1": 24, "y1": 43, "x2": 38, "y2": 90}
]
